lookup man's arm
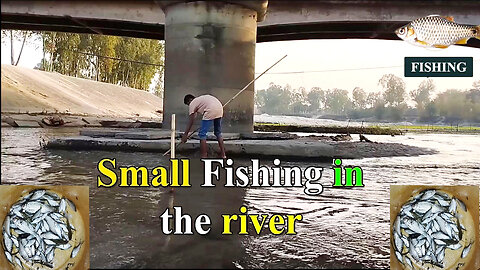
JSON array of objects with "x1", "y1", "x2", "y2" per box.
[{"x1": 181, "y1": 113, "x2": 195, "y2": 143}]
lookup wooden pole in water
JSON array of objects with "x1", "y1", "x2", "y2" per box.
[
  {"x1": 170, "y1": 114, "x2": 175, "y2": 193},
  {"x1": 171, "y1": 114, "x2": 175, "y2": 159}
]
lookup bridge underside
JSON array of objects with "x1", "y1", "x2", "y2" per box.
[
  {"x1": 2, "y1": 1, "x2": 479, "y2": 133},
  {"x1": 2, "y1": 13, "x2": 480, "y2": 48}
]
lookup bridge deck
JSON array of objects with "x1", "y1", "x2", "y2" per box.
[{"x1": 2, "y1": 1, "x2": 479, "y2": 47}]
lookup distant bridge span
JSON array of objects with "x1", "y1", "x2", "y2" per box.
[{"x1": 2, "y1": 1, "x2": 480, "y2": 47}]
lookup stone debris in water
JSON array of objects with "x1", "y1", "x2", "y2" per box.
[
  {"x1": 2, "y1": 189, "x2": 79, "y2": 269},
  {"x1": 392, "y1": 189, "x2": 472, "y2": 269}
]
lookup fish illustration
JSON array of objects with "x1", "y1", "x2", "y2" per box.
[{"x1": 395, "y1": 15, "x2": 480, "y2": 48}]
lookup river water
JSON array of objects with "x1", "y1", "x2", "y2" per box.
[{"x1": 1, "y1": 128, "x2": 479, "y2": 269}]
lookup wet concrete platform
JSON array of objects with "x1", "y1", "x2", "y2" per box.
[
  {"x1": 44, "y1": 128, "x2": 436, "y2": 160},
  {"x1": 79, "y1": 129, "x2": 242, "y2": 140},
  {"x1": 44, "y1": 128, "x2": 333, "y2": 159},
  {"x1": 46, "y1": 136, "x2": 334, "y2": 159}
]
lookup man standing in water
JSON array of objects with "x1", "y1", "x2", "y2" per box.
[{"x1": 182, "y1": 94, "x2": 227, "y2": 158}]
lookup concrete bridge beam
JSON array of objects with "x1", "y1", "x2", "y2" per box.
[{"x1": 162, "y1": 1, "x2": 267, "y2": 133}]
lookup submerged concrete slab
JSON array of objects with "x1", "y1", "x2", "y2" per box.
[
  {"x1": 79, "y1": 128, "x2": 241, "y2": 141},
  {"x1": 80, "y1": 129, "x2": 177, "y2": 138},
  {"x1": 240, "y1": 132, "x2": 298, "y2": 140},
  {"x1": 79, "y1": 129, "x2": 120, "y2": 138},
  {"x1": 45, "y1": 136, "x2": 335, "y2": 159},
  {"x1": 114, "y1": 131, "x2": 178, "y2": 140},
  {"x1": 191, "y1": 133, "x2": 241, "y2": 141},
  {"x1": 226, "y1": 140, "x2": 334, "y2": 158},
  {"x1": 15, "y1": 120, "x2": 41, "y2": 127}
]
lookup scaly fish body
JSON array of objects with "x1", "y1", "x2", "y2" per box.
[
  {"x1": 14, "y1": 255, "x2": 23, "y2": 269},
  {"x1": 403, "y1": 218, "x2": 425, "y2": 235},
  {"x1": 404, "y1": 255, "x2": 413, "y2": 269},
  {"x1": 395, "y1": 15, "x2": 480, "y2": 48},
  {"x1": 3, "y1": 231, "x2": 13, "y2": 252},
  {"x1": 59, "y1": 198, "x2": 67, "y2": 213},
  {"x1": 45, "y1": 216, "x2": 62, "y2": 238},
  {"x1": 421, "y1": 189, "x2": 436, "y2": 200},
  {"x1": 413, "y1": 201, "x2": 432, "y2": 214},
  {"x1": 47, "y1": 248, "x2": 54, "y2": 263},
  {"x1": 44, "y1": 195, "x2": 60, "y2": 207},
  {"x1": 13, "y1": 218, "x2": 35, "y2": 235},
  {"x1": 461, "y1": 243, "x2": 472, "y2": 258},
  {"x1": 57, "y1": 243, "x2": 72, "y2": 250},
  {"x1": 41, "y1": 231, "x2": 62, "y2": 240},
  {"x1": 448, "y1": 243, "x2": 462, "y2": 250},
  {"x1": 71, "y1": 242, "x2": 82, "y2": 258},
  {"x1": 393, "y1": 231, "x2": 403, "y2": 252},
  {"x1": 30, "y1": 189, "x2": 46, "y2": 200},
  {"x1": 23, "y1": 201, "x2": 43, "y2": 214},
  {"x1": 5, "y1": 250, "x2": 13, "y2": 263}
]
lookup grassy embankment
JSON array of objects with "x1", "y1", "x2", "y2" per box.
[
  {"x1": 255, "y1": 123, "x2": 480, "y2": 135},
  {"x1": 254, "y1": 123, "x2": 403, "y2": 135},
  {"x1": 392, "y1": 124, "x2": 480, "y2": 134}
]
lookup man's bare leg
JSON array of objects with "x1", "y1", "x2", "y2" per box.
[
  {"x1": 200, "y1": 139, "x2": 208, "y2": 158},
  {"x1": 217, "y1": 136, "x2": 226, "y2": 158}
]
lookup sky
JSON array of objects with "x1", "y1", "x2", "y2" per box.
[
  {"x1": 2, "y1": 35, "x2": 480, "y2": 98},
  {"x1": 254, "y1": 39, "x2": 480, "y2": 96}
]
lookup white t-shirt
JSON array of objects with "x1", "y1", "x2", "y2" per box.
[{"x1": 189, "y1": 95, "x2": 223, "y2": 120}]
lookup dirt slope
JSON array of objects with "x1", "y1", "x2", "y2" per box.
[{"x1": 1, "y1": 65, "x2": 163, "y2": 119}]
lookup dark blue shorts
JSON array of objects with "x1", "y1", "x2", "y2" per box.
[{"x1": 198, "y1": 118, "x2": 222, "y2": 140}]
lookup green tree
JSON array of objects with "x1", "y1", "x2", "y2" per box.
[
  {"x1": 352, "y1": 87, "x2": 367, "y2": 109},
  {"x1": 112, "y1": 37, "x2": 163, "y2": 89},
  {"x1": 40, "y1": 32, "x2": 164, "y2": 91},
  {"x1": 410, "y1": 79, "x2": 435, "y2": 111},
  {"x1": 423, "y1": 102, "x2": 438, "y2": 121},
  {"x1": 307, "y1": 87, "x2": 325, "y2": 113},
  {"x1": 366, "y1": 91, "x2": 383, "y2": 109},
  {"x1": 465, "y1": 89, "x2": 480, "y2": 122},
  {"x1": 325, "y1": 88, "x2": 352, "y2": 115},
  {"x1": 290, "y1": 87, "x2": 308, "y2": 114},
  {"x1": 378, "y1": 74, "x2": 406, "y2": 107},
  {"x1": 433, "y1": 89, "x2": 467, "y2": 123},
  {"x1": 255, "y1": 83, "x2": 291, "y2": 114}
]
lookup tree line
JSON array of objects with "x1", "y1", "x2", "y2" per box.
[
  {"x1": 2, "y1": 30, "x2": 164, "y2": 95},
  {"x1": 3, "y1": 30, "x2": 479, "y2": 123},
  {"x1": 256, "y1": 75, "x2": 480, "y2": 124}
]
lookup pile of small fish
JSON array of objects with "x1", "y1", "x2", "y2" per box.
[
  {"x1": 2, "y1": 189, "x2": 82, "y2": 269},
  {"x1": 392, "y1": 189, "x2": 473, "y2": 269}
]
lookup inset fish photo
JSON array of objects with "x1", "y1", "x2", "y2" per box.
[
  {"x1": 0, "y1": 186, "x2": 89, "y2": 270},
  {"x1": 390, "y1": 185, "x2": 479, "y2": 270}
]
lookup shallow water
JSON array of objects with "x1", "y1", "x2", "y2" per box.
[{"x1": 1, "y1": 128, "x2": 479, "y2": 269}]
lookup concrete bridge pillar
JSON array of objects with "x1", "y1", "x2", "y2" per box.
[{"x1": 161, "y1": 1, "x2": 268, "y2": 133}]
